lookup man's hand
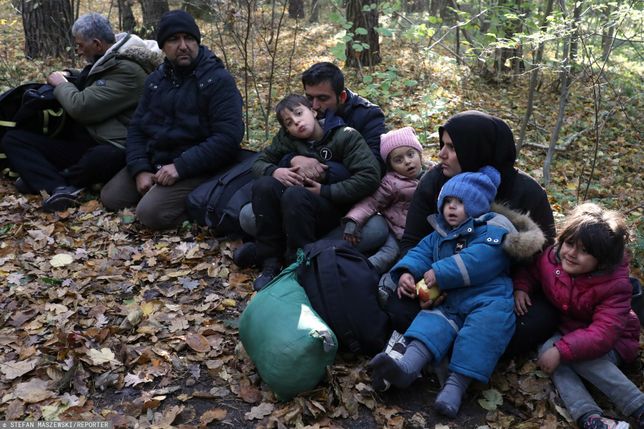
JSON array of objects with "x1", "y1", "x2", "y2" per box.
[
  {"x1": 514, "y1": 290, "x2": 532, "y2": 316},
  {"x1": 154, "y1": 164, "x2": 180, "y2": 186},
  {"x1": 135, "y1": 172, "x2": 155, "y2": 195},
  {"x1": 291, "y1": 156, "x2": 327, "y2": 182},
  {"x1": 397, "y1": 272, "x2": 417, "y2": 299},
  {"x1": 537, "y1": 346, "x2": 561, "y2": 374},
  {"x1": 303, "y1": 177, "x2": 321, "y2": 195},
  {"x1": 46, "y1": 71, "x2": 68, "y2": 87},
  {"x1": 272, "y1": 167, "x2": 304, "y2": 186}
]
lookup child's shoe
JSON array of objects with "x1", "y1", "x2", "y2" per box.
[
  {"x1": 581, "y1": 414, "x2": 630, "y2": 429},
  {"x1": 253, "y1": 258, "x2": 281, "y2": 291},
  {"x1": 233, "y1": 242, "x2": 257, "y2": 268}
]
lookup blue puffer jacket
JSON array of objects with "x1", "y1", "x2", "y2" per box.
[
  {"x1": 126, "y1": 46, "x2": 244, "y2": 179},
  {"x1": 390, "y1": 212, "x2": 517, "y2": 383}
]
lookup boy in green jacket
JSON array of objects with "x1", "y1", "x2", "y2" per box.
[{"x1": 247, "y1": 94, "x2": 380, "y2": 291}]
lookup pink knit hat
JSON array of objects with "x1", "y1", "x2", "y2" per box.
[{"x1": 380, "y1": 127, "x2": 423, "y2": 162}]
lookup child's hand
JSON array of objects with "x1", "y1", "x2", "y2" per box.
[
  {"x1": 514, "y1": 290, "x2": 532, "y2": 316},
  {"x1": 423, "y1": 269, "x2": 437, "y2": 287},
  {"x1": 397, "y1": 273, "x2": 416, "y2": 299},
  {"x1": 537, "y1": 346, "x2": 561, "y2": 374},
  {"x1": 272, "y1": 167, "x2": 303, "y2": 186},
  {"x1": 303, "y1": 177, "x2": 321, "y2": 195}
]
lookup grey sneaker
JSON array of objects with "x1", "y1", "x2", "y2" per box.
[
  {"x1": 376, "y1": 330, "x2": 409, "y2": 391},
  {"x1": 42, "y1": 186, "x2": 83, "y2": 212}
]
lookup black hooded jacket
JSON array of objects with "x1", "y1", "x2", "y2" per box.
[
  {"x1": 400, "y1": 110, "x2": 555, "y2": 255},
  {"x1": 126, "y1": 46, "x2": 244, "y2": 179}
]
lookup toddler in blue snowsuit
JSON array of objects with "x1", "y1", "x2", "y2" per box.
[{"x1": 369, "y1": 166, "x2": 517, "y2": 417}]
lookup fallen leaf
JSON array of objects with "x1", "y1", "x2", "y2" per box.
[
  {"x1": 50, "y1": 253, "x2": 73, "y2": 267},
  {"x1": 14, "y1": 378, "x2": 55, "y2": 403},
  {"x1": 0, "y1": 359, "x2": 39, "y2": 380},
  {"x1": 185, "y1": 333, "x2": 211, "y2": 353},
  {"x1": 245, "y1": 402, "x2": 274, "y2": 420},
  {"x1": 87, "y1": 348, "x2": 120, "y2": 366},
  {"x1": 199, "y1": 408, "x2": 227, "y2": 426},
  {"x1": 478, "y1": 388, "x2": 503, "y2": 411}
]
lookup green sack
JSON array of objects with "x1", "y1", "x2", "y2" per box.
[{"x1": 239, "y1": 258, "x2": 338, "y2": 401}]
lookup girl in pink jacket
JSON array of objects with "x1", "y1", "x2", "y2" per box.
[
  {"x1": 514, "y1": 203, "x2": 642, "y2": 429},
  {"x1": 343, "y1": 127, "x2": 425, "y2": 275}
]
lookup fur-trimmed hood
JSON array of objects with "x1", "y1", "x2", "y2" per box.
[
  {"x1": 492, "y1": 203, "x2": 546, "y2": 261},
  {"x1": 91, "y1": 33, "x2": 163, "y2": 76}
]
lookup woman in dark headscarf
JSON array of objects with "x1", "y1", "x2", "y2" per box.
[{"x1": 386, "y1": 110, "x2": 557, "y2": 357}]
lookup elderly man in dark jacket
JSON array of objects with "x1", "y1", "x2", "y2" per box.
[
  {"x1": 1, "y1": 13, "x2": 160, "y2": 212},
  {"x1": 101, "y1": 10, "x2": 244, "y2": 230}
]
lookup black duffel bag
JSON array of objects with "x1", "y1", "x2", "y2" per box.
[{"x1": 297, "y1": 239, "x2": 391, "y2": 355}]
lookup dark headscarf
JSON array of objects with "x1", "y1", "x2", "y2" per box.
[{"x1": 438, "y1": 110, "x2": 518, "y2": 199}]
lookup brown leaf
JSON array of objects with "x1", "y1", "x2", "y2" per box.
[
  {"x1": 185, "y1": 333, "x2": 211, "y2": 353},
  {"x1": 0, "y1": 358, "x2": 39, "y2": 380},
  {"x1": 239, "y1": 382, "x2": 262, "y2": 404},
  {"x1": 9, "y1": 309, "x2": 38, "y2": 327},
  {"x1": 14, "y1": 378, "x2": 55, "y2": 403},
  {"x1": 245, "y1": 402, "x2": 275, "y2": 420},
  {"x1": 199, "y1": 408, "x2": 228, "y2": 426}
]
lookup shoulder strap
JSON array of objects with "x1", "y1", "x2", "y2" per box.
[{"x1": 314, "y1": 246, "x2": 361, "y2": 353}]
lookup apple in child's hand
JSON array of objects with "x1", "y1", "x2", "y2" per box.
[{"x1": 416, "y1": 279, "x2": 441, "y2": 302}]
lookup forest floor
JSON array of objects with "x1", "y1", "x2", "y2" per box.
[{"x1": 0, "y1": 1, "x2": 643, "y2": 428}]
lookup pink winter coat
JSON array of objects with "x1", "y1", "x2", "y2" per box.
[
  {"x1": 344, "y1": 171, "x2": 420, "y2": 240},
  {"x1": 513, "y1": 246, "x2": 640, "y2": 363}
]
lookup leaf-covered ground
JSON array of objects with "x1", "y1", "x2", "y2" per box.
[{"x1": 1, "y1": 2, "x2": 643, "y2": 427}]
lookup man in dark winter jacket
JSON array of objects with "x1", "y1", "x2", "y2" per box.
[
  {"x1": 296, "y1": 61, "x2": 387, "y2": 176},
  {"x1": 100, "y1": 10, "x2": 244, "y2": 230},
  {"x1": 1, "y1": 13, "x2": 161, "y2": 212},
  {"x1": 234, "y1": 62, "x2": 389, "y2": 265}
]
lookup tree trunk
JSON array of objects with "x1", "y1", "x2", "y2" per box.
[
  {"x1": 493, "y1": 0, "x2": 524, "y2": 76},
  {"x1": 517, "y1": 0, "x2": 554, "y2": 152},
  {"x1": 406, "y1": 0, "x2": 427, "y2": 13},
  {"x1": 309, "y1": 0, "x2": 320, "y2": 22},
  {"x1": 139, "y1": 0, "x2": 169, "y2": 39},
  {"x1": 568, "y1": 0, "x2": 582, "y2": 71},
  {"x1": 288, "y1": 0, "x2": 305, "y2": 19},
  {"x1": 21, "y1": 0, "x2": 74, "y2": 59},
  {"x1": 543, "y1": 0, "x2": 571, "y2": 186},
  {"x1": 118, "y1": 0, "x2": 137, "y2": 33},
  {"x1": 345, "y1": 0, "x2": 381, "y2": 68},
  {"x1": 600, "y1": 4, "x2": 615, "y2": 62}
]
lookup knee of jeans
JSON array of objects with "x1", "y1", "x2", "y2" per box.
[
  {"x1": 239, "y1": 203, "x2": 257, "y2": 237},
  {"x1": 281, "y1": 186, "x2": 311, "y2": 212},
  {"x1": 100, "y1": 185, "x2": 120, "y2": 211},
  {"x1": 136, "y1": 202, "x2": 175, "y2": 230},
  {"x1": 538, "y1": 334, "x2": 561, "y2": 355}
]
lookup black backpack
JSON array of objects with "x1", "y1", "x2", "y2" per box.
[
  {"x1": 0, "y1": 83, "x2": 66, "y2": 175},
  {"x1": 297, "y1": 239, "x2": 391, "y2": 355},
  {"x1": 186, "y1": 149, "x2": 259, "y2": 237}
]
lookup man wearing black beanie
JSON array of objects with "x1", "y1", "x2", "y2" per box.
[{"x1": 101, "y1": 10, "x2": 244, "y2": 230}]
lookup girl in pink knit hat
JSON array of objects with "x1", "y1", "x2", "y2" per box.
[{"x1": 343, "y1": 127, "x2": 427, "y2": 281}]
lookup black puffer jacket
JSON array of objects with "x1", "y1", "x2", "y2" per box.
[
  {"x1": 337, "y1": 89, "x2": 387, "y2": 174},
  {"x1": 400, "y1": 110, "x2": 555, "y2": 255},
  {"x1": 126, "y1": 46, "x2": 244, "y2": 179}
]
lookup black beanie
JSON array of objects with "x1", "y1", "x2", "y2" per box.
[{"x1": 156, "y1": 10, "x2": 201, "y2": 48}]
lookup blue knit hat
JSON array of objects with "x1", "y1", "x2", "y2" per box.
[{"x1": 437, "y1": 166, "x2": 500, "y2": 218}]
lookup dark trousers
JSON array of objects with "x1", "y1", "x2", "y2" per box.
[
  {"x1": 1, "y1": 128, "x2": 124, "y2": 193},
  {"x1": 252, "y1": 176, "x2": 345, "y2": 263}
]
